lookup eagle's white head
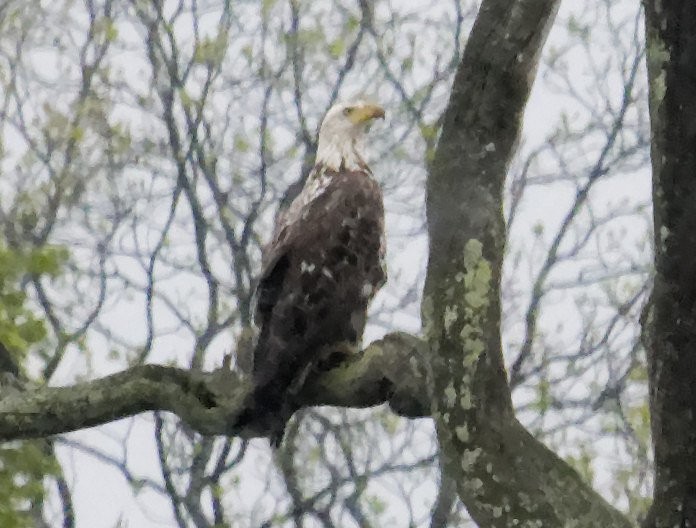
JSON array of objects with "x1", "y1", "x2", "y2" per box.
[{"x1": 315, "y1": 100, "x2": 385, "y2": 172}]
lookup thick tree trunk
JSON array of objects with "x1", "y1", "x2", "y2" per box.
[
  {"x1": 643, "y1": 1, "x2": 696, "y2": 526},
  {"x1": 422, "y1": 0, "x2": 631, "y2": 526}
]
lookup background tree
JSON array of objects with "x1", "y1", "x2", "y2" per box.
[
  {"x1": 642, "y1": 0, "x2": 696, "y2": 526},
  {"x1": 0, "y1": 0, "x2": 661, "y2": 526}
]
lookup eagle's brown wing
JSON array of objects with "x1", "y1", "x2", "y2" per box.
[{"x1": 250, "y1": 170, "x2": 385, "y2": 442}]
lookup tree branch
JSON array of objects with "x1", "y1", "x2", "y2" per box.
[{"x1": 0, "y1": 332, "x2": 427, "y2": 442}]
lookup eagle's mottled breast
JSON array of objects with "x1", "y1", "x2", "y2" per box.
[{"x1": 265, "y1": 163, "x2": 386, "y2": 280}]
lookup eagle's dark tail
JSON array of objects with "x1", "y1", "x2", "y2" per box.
[
  {"x1": 235, "y1": 381, "x2": 291, "y2": 448},
  {"x1": 235, "y1": 332, "x2": 297, "y2": 448},
  {"x1": 268, "y1": 415, "x2": 287, "y2": 449}
]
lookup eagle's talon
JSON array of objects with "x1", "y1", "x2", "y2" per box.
[{"x1": 316, "y1": 342, "x2": 359, "y2": 371}]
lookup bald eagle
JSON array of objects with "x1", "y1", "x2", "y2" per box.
[{"x1": 249, "y1": 100, "x2": 387, "y2": 445}]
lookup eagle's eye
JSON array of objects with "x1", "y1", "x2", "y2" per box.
[{"x1": 343, "y1": 106, "x2": 355, "y2": 116}]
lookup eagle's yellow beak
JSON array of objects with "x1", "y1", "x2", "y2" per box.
[{"x1": 349, "y1": 103, "x2": 385, "y2": 124}]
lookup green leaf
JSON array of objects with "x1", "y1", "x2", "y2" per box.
[
  {"x1": 328, "y1": 38, "x2": 345, "y2": 58},
  {"x1": 0, "y1": 441, "x2": 58, "y2": 527},
  {"x1": 261, "y1": 0, "x2": 276, "y2": 17}
]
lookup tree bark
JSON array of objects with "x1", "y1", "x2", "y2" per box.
[
  {"x1": 422, "y1": 0, "x2": 631, "y2": 526},
  {"x1": 642, "y1": 1, "x2": 696, "y2": 526}
]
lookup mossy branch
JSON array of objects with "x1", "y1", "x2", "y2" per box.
[{"x1": 0, "y1": 332, "x2": 427, "y2": 441}]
